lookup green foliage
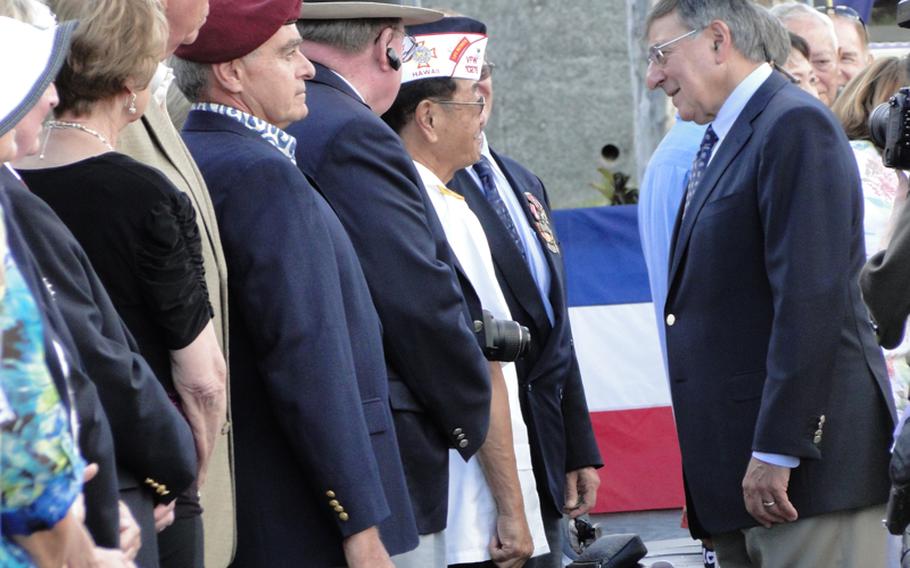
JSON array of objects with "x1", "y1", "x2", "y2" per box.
[{"x1": 591, "y1": 167, "x2": 639, "y2": 206}]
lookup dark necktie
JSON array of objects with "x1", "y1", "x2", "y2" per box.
[
  {"x1": 682, "y1": 125, "x2": 718, "y2": 219},
  {"x1": 474, "y1": 156, "x2": 527, "y2": 261}
]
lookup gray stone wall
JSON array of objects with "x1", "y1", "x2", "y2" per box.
[{"x1": 414, "y1": 0, "x2": 666, "y2": 209}]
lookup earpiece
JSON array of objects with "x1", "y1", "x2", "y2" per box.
[
  {"x1": 713, "y1": 42, "x2": 719, "y2": 51},
  {"x1": 386, "y1": 47, "x2": 401, "y2": 71}
]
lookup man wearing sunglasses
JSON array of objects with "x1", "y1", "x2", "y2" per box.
[
  {"x1": 645, "y1": 1, "x2": 894, "y2": 566},
  {"x1": 823, "y1": 4, "x2": 873, "y2": 86},
  {"x1": 290, "y1": 3, "x2": 506, "y2": 567}
]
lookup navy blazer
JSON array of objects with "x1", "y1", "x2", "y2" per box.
[
  {"x1": 183, "y1": 110, "x2": 417, "y2": 565},
  {"x1": 0, "y1": 176, "x2": 120, "y2": 548},
  {"x1": 3, "y1": 169, "x2": 197, "y2": 566},
  {"x1": 450, "y1": 152, "x2": 602, "y2": 515},
  {"x1": 664, "y1": 71, "x2": 895, "y2": 535},
  {"x1": 287, "y1": 63, "x2": 492, "y2": 534}
]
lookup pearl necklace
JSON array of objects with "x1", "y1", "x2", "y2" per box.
[{"x1": 45, "y1": 120, "x2": 114, "y2": 151}]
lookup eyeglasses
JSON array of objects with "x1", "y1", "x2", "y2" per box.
[
  {"x1": 429, "y1": 95, "x2": 486, "y2": 116},
  {"x1": 815, "y1": 3, "x2": 865, "y2": 27},
  {"x1": 647, "y1": 28, "x2": 699, "y2": 66},
  {"x1": 480, "y1": 62, "x2": 496, "y2": 81}
]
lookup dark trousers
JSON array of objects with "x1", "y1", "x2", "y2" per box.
[{"x1": 158, "y1": 514, "x2": 204, "y2": 568}]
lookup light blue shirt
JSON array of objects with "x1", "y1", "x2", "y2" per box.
[
  {"x1": 638, "y1": 118, "x2": 707, "y2": 366},
  {"x1": 467, "y1": 135, "x2": 554, "y2": 325}
]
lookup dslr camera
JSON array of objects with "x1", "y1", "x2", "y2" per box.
[
  {"x1": 869, "y1": 87, "x2": 910, "y2": 170},
  {"x1": 868, "y1": 0, "x2": 910, "y2": 169},
  {"x1": 475, "y1": 309, "x2": 530, "y2": 362}
]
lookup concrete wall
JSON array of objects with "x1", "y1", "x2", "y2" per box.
[{"x1": 416, "y1": 0, "x2": 666, "y2": 209}]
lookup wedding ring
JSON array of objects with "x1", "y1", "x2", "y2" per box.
[{"x1": 761, "y1": 500, "x2": 776, "y2": 507}]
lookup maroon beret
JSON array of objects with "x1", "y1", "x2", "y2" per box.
[{"x1": 175, "y1": 0, "x2": 302, "y2": 63}]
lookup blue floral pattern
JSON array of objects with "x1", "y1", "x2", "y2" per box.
[
  {"x1": 191, "y1": 102, "x2": 298, "y2": 164},
  {"x1": 0, "y1": 226, "x2": 84, "y2": 566}
]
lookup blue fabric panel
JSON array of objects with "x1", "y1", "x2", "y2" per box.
[{"x1": 552, "y1": 205, "x2": 652, "y2": 307}]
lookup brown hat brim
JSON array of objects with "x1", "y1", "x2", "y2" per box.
[{"x1": 298, "y1": 2, "x2": 444, "y2": 25}]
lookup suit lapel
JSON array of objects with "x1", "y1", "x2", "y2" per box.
[
  {"x1": 667, "y1": 72, "x2": 788, "y2": 289},
  {"x1": 453, "y1": 168, "x2": 548, "y2": 333},
  {"x1": 493, "y1": 151, "x2": 568, "y2": 318}
]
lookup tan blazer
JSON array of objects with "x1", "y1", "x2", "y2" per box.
[{"x1": 119, "y1": 99, "x2": 236, "y2": 567}]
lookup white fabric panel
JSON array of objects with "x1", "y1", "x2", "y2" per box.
[{"x1": 569, "y1": 302, "x2": 671, "y2": 412}]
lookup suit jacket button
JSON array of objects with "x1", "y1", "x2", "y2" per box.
[
  {"x1": 326, "y1": 490, "x2": 336, "y2": 498},
  {"x1": 329, "y1": 500, "x2": 339, "y2": 508},
  {"x1": 458, "y1": 439, "x2": 469, "y2": 448},
  {"x1": 339, "y1": 512, "x2": 349, "y2": 522},
  {"x1": 813, "y1": 434, "x2": 823, "y2": 444},
  {"x1": 334, "y1": 505, "x2": 345, "y2": 513},
  {"x1": 819, "y1": 415, "x2": 826, "y2": 425},
  {"x1": 452, "y1": 427, "x2": 463, "y2": 436},
  {"x1": 666, "y1": 314, "x2": 676, "y2": 326}
]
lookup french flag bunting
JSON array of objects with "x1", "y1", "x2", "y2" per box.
[{"x1": 553, "y1": 205, "x2": 684, "y2": 513}]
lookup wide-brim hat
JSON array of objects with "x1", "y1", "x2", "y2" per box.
[
  {"x1": 0, "y1": 17, "x2": 76, "y2": 138},
  {"x1": 298, "y1": 1, "x2": 443, "y2": 25}
]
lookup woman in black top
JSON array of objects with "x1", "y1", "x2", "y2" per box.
[{"x1": 15, "y1": 1, "x2": 226, "y2": 566}]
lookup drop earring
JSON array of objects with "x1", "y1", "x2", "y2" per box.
[{"x1": 127, "y1": 92, "x2": 137, "y2": 115}]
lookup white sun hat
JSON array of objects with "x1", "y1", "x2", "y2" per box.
[{"x1": 0, "y1": 16, "x2": 77, "y2": 137}]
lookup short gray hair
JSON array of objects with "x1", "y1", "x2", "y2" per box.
[
  {"x1": 646, "y1": 0, "x2": 776, "y2": 64},
  {"x1": 756, "y1": 5, "x2": 791, "y2": 65},
  {"x1": 171, "y1": 55, "x2": 210, "y2": 103},
  {"x1": 770, "y1": 2, "x2": 838, "y2": 48},
  {"x1": 296, "y1": 18, "x2": 399, "y2": 53}
]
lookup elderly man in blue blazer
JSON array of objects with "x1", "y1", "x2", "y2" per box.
[
  {"x1": 289, "y1": 2, "x2": 517, "y2": 566},
  {"x1": 171, "y1": 0, "x2": 418, "y2": 565},
  {"x1": 645, "y1": 1, "x2": 895, "y2": 566}
]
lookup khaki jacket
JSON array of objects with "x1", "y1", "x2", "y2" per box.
[{"x1": 119, "y1": 99, "x2": 235, "y2": 567}]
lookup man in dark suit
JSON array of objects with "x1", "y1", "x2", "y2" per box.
[
  {"x1": 172, "y1": 0, "x2": 417, "y2": 565},
  {"x1": 449, "y1": 39, "x2": 603, "y2": 568},
  {"x1": 645, "y1": 1, "x2": 895, "y2": 565},
  {"x1": 291, "y1": 3, "x2": 525, "y2": 565}
]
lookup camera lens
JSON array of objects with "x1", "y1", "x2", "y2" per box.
[
  {"x1": 869, "y1": 101, "x2": 892, "y2": 151},
  {"x1": 479, "y1": 310, "x2": 531, "y2": 362}
]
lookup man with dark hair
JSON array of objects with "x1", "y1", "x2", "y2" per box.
[
  {"x1": 383, "y1": 16, "x2": 546, "y2": 567},
  {"x1": 645, "y1": 0, "x2": 894, "y2": 565},
  {"x1": 288, "y1": 3, "x2": 507, "y2": 566},
  {"x1": 446, "y1": 20, "x2": 604, "y2": 568}
]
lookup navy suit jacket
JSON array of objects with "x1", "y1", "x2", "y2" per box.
[
  {"x1": 183, "y1": 110, "x2": 417, "y2": 565},
  {"x1": 287, "y1": 63, "x2": 491, "y2": 534},
  {"x1": 450, "y1": 152, "x2": 602, "y2": 515},
  {"x1": 3, "y1": 169, "x2": 197, "y2": 566},
  {"x1": 664, "y1": 71, "x2": 895, "y2": 535}
]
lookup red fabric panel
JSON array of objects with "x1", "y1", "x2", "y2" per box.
[{"x1": 589, "y1": 407, "x2": 685, "y2": 513}]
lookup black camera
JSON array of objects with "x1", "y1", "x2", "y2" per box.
[
  {"x1": 869, "y1": 87, "x2": 910, "y2": 170},
  {"x1": 475, "y1": 309, "x2": 530, "y2": 362},
  {"x1": 900, "y1": 0, "x2": 910, "y2": 28}
]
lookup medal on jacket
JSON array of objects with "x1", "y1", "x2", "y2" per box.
[{"x1": 525, "y1": 193, "x2": 560, "y2": 254}]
